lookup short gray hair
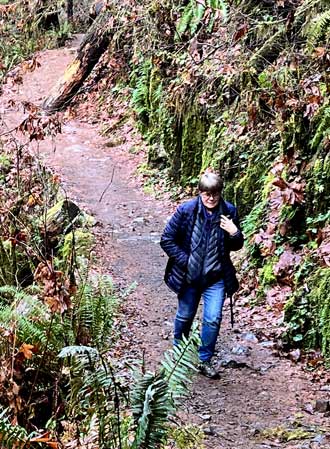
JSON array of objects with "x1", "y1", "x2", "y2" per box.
[{"x1": 198, "y1": 172, "x2": 223, "y2": 194}]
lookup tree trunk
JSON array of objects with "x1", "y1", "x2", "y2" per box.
[
  {"x1": 67, "y1": 0, "x2": 73, "y2": 21},
  {"x1": 42, "y1": 10, "x2": 113, "y2": 113}
]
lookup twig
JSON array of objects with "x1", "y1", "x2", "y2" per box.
[
  {"x1": 99, "y1": 164, "x2": 116, "y2": 202},
  {"x1": 0, "y1": 125, "x2": 17, "y2": 137}
]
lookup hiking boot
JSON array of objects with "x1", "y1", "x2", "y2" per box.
[{"x1": 198, "y1": 361, "x2": 219, "y2": 379}]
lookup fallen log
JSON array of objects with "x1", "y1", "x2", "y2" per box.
[{"x1": 42, "y1": 10, "x2": 113, "y2": 113}]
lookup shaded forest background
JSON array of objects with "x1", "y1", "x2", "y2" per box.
[{"x1": 0, "y1": 0, "x2": 330, "y2": 447}]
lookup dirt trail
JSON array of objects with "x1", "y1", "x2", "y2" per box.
[{"x1": 1, "y1": 43, "x2": 329, "y2": 449}]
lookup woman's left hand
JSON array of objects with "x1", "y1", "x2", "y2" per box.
[{"x1": 220, "y1": 215, "x2": 238, "y2": 236}]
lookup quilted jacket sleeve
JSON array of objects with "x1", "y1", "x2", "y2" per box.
[
  {"x1": 227, "y1": 205, "x2": 244, "y2": 251},
  {"x1": 160, "y1": 204, "x2": 189, "y2": 269}
]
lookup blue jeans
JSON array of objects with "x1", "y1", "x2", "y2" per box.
[{"x1": 174, "y1": 279, "x2": 225, "y2": 362}]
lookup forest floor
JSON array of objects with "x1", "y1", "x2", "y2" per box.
[{"x1": 1, "y1": 39, "x2": 330, "y2": 449}]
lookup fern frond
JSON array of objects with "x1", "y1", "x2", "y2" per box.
[
  {"x1": 207, "y1": 0, "x2": 228, "y2": 30},
  {"x1": 131, "y1": 58, "x2": 152, "y2": 125},
  {"x1": 58, "y1": 345, "x2": 122, "y2": 447},
  {"x1": 176, "y1": 0, "x2": 227, "y2": 38},
  {"x1": 305, "y1": 9, "x2": 330, "y2": 49},
  {"x1": 176, "y1": 3, "x2": 194, "y2": 36},
  {"x1": 295, "y1": 0, "x2": 322, "y2": 17},
  {"x1": 131, "y1": 372, "x2": 170, "y2": 449},
  {"x1": 73, "y1": 275, "x2": 118, "y2": 348},
  {"x1": 58, "y1": 344, "x2": 99, "y2": 359},
  {"x1": 130, "y1": 326, "x2": 199, "y2": 448},
  {"x1": 310, "y1": 104, "x2": 330, "y2": 150},
  {"x1": 161, "y1": 325, "x2": 200, "y2": 404},
  {"x1": 0, "y1": 292, "x2": 51, "y2": 347},
  {"x1": 190, "y1": 1, "x2": 206, "y2": 35},
  {"x1": 294, "y1": 0, "x2": 329, "y2": 35},
  {"x1": 0, "y1": 408, "x2": 28, "y2": 449}
]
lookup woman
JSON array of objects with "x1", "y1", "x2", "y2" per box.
[{"x1": 160, "y1": 172, "x2": 244, "y2": 378}]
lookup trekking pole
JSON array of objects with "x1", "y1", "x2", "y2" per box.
[{"x1": 229, "y1": 295, "x2": 234, "y2": 328}]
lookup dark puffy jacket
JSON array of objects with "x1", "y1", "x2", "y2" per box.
[{"x1": 160, "y1": 197, "x2": 244, "y2": 296}]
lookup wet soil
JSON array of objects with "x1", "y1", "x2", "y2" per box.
[{"x1": 1, "y1": 43, "x2": 330, "y2": 449}]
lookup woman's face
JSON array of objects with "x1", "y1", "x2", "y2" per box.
[{"x1": 200, "y1": 191, "x2": 221, "y2": 210}]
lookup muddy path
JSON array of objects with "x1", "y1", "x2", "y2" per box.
[{"x1": 1, "y1": 43, "x2": 329, "y2": 449}]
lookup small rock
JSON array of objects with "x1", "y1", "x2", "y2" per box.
[
  {"x1": 203, "y1": 426, "x2": 217, "y2": 436},
  {"x1": 289, "y1": 348, "x2": 301, "y2": 362},
  {"x1": 231, "y1": 345, "x2": 250, "y2": 355},
  {"x1": 303, "y1": 403, "x2": 314, "y2": 415},
  {"x1": 241, "y1": 332, "x2": 258, "y2": 343},
  {"x1": 219, "y1": 358, "x2": 249, "y2": 369},
  {"x1": 258, "y1": 363, "x2": 276, "y2": 374},
  {"x1": 314, "y1": 399, "x2": 329, "y2": 413},
  {"x1": 132, "y1": 216, "x2": 147, "y2": 225},
  {"x1": 312, "y1": 434, "x2": 326, "y2": 443},
  {"x1": 200, "y1": 414, "x2": 212, "y2": 421},
  {"x1": 259, "y1": 340, "x2": 276, "y2": 348}
]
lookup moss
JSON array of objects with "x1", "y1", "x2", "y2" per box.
[
  {"x1": 180, "y1": 105, "x2": 209, "y2": 184},
  {"x1": 284, "y1": 268, "x2": 330, "y2": 356},
  {"x1": 259, "y1": 257, "x2": 278, "y2": 289},
  {"x1": 77, "y1": 211, "x2": 96, "y2": 228},
  {"x1": 310, "y1": 268, "x2": 330, "y2": 355},
  {"x1": 305, "y1": 153, "x2": 330, "y2": 216},
  {"x1": 169, "y1": 424, "x2": 205, "y2": 449},
  {"x1": 45, "y1": 200, "x2": 80, "y2": 233},
  {"x1": 242, "y1": 172, "x2": 274, "y2": 240},
  {"x1": 248, "y1": 27, "x2": 286, "y2": 71},
  {"x1": 201, "y1": 123, "x2": 220, "y2": 172},
  {"x1": 61, "y1": 229, "x2": 94, "y2": 261},
  {"x1": 260, "y1": 426, "x2": 312, "y2": 442},
  {"x1": 234, "y1": 159, "x2": 267, "y2": 216}
]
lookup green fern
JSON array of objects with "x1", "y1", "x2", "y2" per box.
[
  {"x1": 0, "y1": 290, "x2": 51, "y2": 349},
  {"x1": 161, "y1": 328, "x2": 199, "y2": 405},
  {"x1": 305, "y1": 9, "x2": 330, "y2": 49},
  {"x1": 176, "y1": 3, "x2": 194, "y2": 36},
  {"x1": 190, "y1": 1, "x2": 206, "y2": 35},
  {"x1": 131, "y1": 373, "x2": 170, "y2": 449},
  {"x1": 59, "y1": 327, "x2": 200, "y2": 449},
  {"x1": 310, "y1": 104, "x2": 330, "y2": 150},
  {"x1": 296, "y1": 0, "x2": 322, "y2": 16},
  {"x1": 0, "y1": 408, "x2": 28, "y2": 449},
  {"x1": 59, "y1": 345, "x2": 123, "y2": 449},
  {"x1": 74, "y1": 275, "x2": 118, "y2": 347},
  {"x1": 130, "y1": 326, "x2": 200, "y2": 449},
  {"x1": 176, "y1": 0, "x2": 227, "y2": 38},
  {"x1": 131, "y1": 58, "x2": 153, "y2": 127}
]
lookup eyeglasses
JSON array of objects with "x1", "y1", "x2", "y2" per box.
[{"x1": 201, "y1": 191, "x2": 220, "y2": 199}]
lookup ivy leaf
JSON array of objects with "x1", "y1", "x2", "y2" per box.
[{"x1": 293, "y1": 334, "x2": 303, "y2": 342}]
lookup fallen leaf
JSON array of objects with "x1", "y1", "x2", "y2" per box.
[{"x1": 19, "y1": 343, "x2": 34, "y2": 359}]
